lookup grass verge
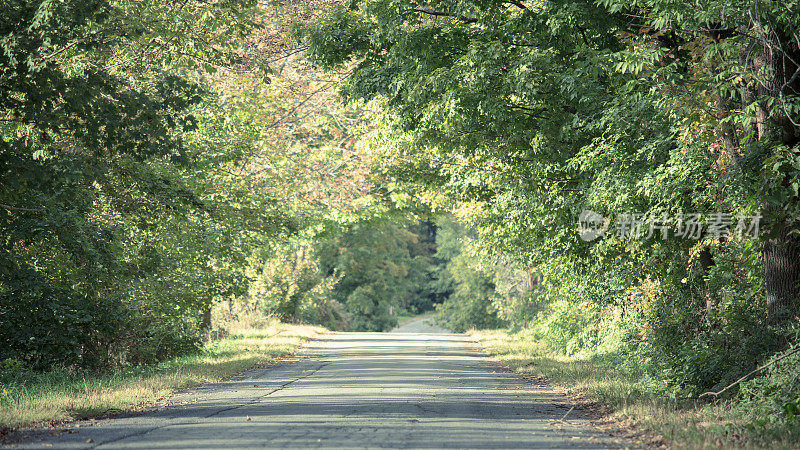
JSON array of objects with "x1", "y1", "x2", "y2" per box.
[
  {"x1": 0, "y1": 321, "x2": 324, "y2": 431},
  {"x1": 471, "y1": 329, "x2": 797, "y2": 449}
]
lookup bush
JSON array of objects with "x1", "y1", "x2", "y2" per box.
[
  {"x1": 345, "y1": 285, "x2": 398, "y2": 331},
  {"x1": 251, "y1": 246, "x2": 344, "y2": 329},
  {"x1": 434, "y1": 253, "x2": 506, "y2": 332},
  {"x1": 738, "y1": 341, "x2": 800, "y2": 440}
]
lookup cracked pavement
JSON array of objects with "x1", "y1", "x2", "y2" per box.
[{"x1": 5, "y1": 319, "x2": 619, "y2": 449}]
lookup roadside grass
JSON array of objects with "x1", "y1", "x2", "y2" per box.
[
  {"x1": 472, "y1": 329, "x2": 798, "y2": 449},
  {"x1": 0, "y1": 321, "x2": 324, "y2": 430}
]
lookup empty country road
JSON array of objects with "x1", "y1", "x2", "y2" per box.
[{"x1": 7, "y1": 319, "x2": 619, "y2": 449}]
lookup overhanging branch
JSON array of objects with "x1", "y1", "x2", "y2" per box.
[
  {"x1": 505, "y1": 0, "x2": 528, "y2": 10},
  {"x1": 0, "y1": 203, "x2": 45, "y2": 213},
  {"x1": 409, "y1": 7, "x2": 478, "y2": 24}
]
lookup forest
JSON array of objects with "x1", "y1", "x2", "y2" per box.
[{"x1": 2, "y1": 0, "x2": 800, "y2": 445}]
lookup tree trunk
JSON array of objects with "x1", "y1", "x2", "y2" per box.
[
  {"x1": 764, "y1": 221, "x2": 800, "y2": 322},
  {"x1": 755, "y1": 21, "x2": 800, "y2": 323},
  {"x1": 200, "y1": 303, "x2": 212, "y2": 335},
  {"x1": 698, "y1": 247, "x2": 716, "y2": 313}
]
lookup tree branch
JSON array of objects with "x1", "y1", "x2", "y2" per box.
[
  {"x1": 409, "y1": 7, "x2": 478, "y2": 24},
  {"x1": 0, "y1": 203, "x2": 45, "y2": 213},
  {"x1": 699, "y1": 346, "x2": 800, "y2": 399},
  {"x1": 507, "y1": 104, "x2": 549, "y2": 120}
]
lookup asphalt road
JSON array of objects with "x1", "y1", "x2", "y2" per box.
[{"x1": 7, "y1": 319, "x2": 618, "y2": 449}]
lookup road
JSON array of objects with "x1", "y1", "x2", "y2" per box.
[{"x1": 7, "y1": 319, "x2": 618, "y2": 449}]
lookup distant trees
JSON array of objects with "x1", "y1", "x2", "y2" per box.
[
  {"x1": 432, "y1": 218, "x2": 505, "y2": 333},
  {"x1": 318, "y1": 222, "x2": 436, "y2": 331}
]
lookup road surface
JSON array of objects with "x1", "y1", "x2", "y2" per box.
[{"x1": 6, "y1": 319, "x2": 618, "y2": 449}]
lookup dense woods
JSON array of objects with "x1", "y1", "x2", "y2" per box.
[
  {"x1": 3, "y1": 0, "x2": 800, "y2": 444},
  {"x1": 302, "y1": 0, "x2": 800, "y2": 438},
  {"x1": 0, "y1": 0, "x2": 364, "y2": 371}
]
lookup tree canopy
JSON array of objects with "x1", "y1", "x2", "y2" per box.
[
  {"x1": 302, "y1": 0, "x2": 800, "y2": 397},
  {"x1": 4, "y1": 0, "x2": 800, "y2": 438}
]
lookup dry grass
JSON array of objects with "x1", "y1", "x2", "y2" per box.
[
  {"x1": 471, "y1": 329, "x2": 798, "y2": 449},
  {"x1": 0, "y1": 320, "x2": 324, "y2": 430}
]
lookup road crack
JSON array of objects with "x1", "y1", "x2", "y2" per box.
[{"x1": 92, "y1": 361, "x2": 329, "y2": 448}]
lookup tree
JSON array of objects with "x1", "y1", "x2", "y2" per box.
[
  {"x1": 304, "y1": 0, "x2": 800, "y2": 313},
  {"x1": 302, "y1": 0, "x2": 800, "y2": 392},
  {"x1": 432, "y1": 217, "x2": 505, "y2": 332},
  {"x1": 319, "y1": 222, "x2": 433, "y2": 331},
  {"x1": 598, "y1": 0, "x2": 800, "y2": 320},
  {"x1": 0, "y1": 0, "x2": 266, "y2": 369}
]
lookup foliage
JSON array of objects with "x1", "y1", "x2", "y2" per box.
[
  {"x1": 432, "y1": 217, "x2": 505, "y2": 332},
  {"x1": 249, "y1": 242, "x2": 345, "y2": 330},
  {"x1": 0, "y1": 0, "x2": 266, "y2": 371},
  {"x1": 318, "y1": 221, "x2": 435, "y2": 331},
  {"x1": 740, "y1": 338, "x2": 800, "y2": 441},
  {"x1": 301, "y1": 0, "x2": 800, "y2": 438},
  {"x1": 0, "y1": 0, "x2": 365, "y2": 372}
]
